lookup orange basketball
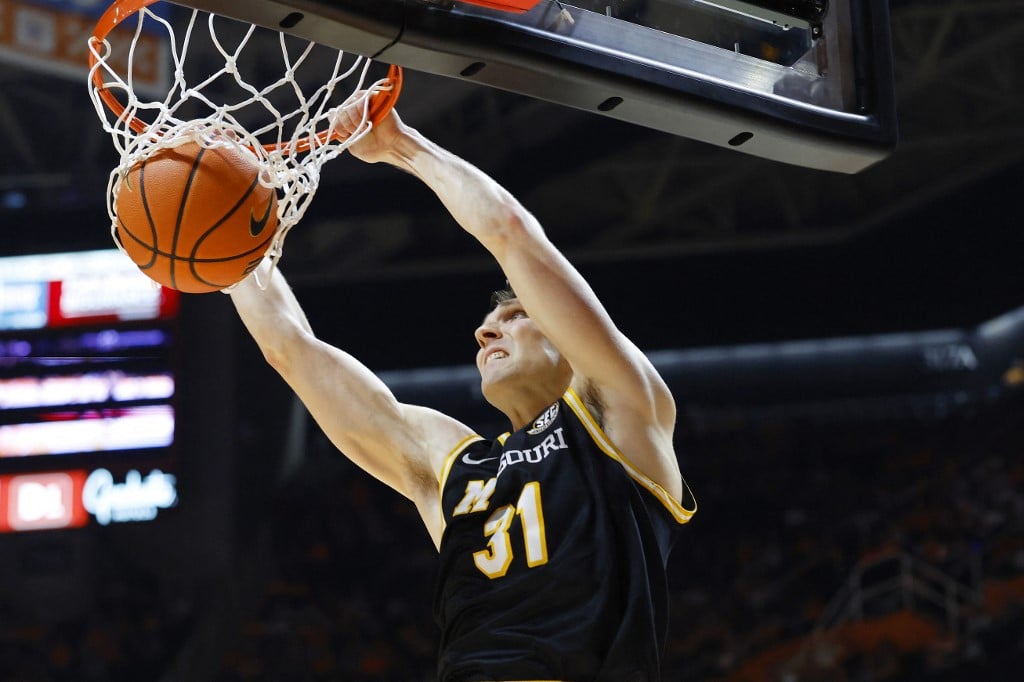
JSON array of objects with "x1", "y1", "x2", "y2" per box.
[{"x1": 114, "y1": 141, "x2": 278, "y2": 293}]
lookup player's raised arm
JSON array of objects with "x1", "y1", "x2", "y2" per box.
[
  {"x1": 334, "y1": 106, "x2": 683, "y2": 502},
  {"x1": 228, "y1": 260, "x2": 474, "y2": 545}
]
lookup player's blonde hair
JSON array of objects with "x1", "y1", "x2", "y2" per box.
[{"x1": 489, "y1": 281, "x2": 517, "y2": 310}]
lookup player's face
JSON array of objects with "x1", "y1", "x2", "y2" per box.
[{"x1": 474, "y1": 300, "x2": 567, "y2": 387}]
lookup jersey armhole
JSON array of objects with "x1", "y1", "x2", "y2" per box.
[
  {"x1": 438, "y1": 434, "x2": 486, "y2": 495},
  {"x1": 563, "y1": 388, "x2": 696, "y2": 524}
]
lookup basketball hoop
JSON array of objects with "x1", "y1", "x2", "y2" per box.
[{"x1": 87, "y1": 0, "x2": 403, "y2": 283}]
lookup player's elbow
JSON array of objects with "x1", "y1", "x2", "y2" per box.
[
  {"x1": 481, "y1": 199, "x2": 542, "y2": 252},
  {"x1": 258, "y1": 323, "x2": 315, "y2": 376}
]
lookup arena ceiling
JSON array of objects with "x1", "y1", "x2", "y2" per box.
[{"x1": 1, "y1": 0, "x2": 1022, "y2": 353}]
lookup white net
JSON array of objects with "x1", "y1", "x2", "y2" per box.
[{"x1": 87, "y1": 4, "x2": 396, "y2": 284}]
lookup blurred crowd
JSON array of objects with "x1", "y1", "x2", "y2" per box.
[{"x1": 662, "y1": 392, "x2": 1024, "y2": 681}]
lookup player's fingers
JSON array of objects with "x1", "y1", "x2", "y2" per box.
[
  {"x1": 328, "y1": 107, "x2": 356, "y2": 138},
  {"x1": 329, "y1": 99, "x2": 370, "y2": 138}
]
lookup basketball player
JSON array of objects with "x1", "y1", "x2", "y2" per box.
[{"x1": 229, "y1": 103, "x2": 696, "y2": 682}]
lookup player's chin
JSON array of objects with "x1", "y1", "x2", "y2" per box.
[
  {"x1": 479, "y1": 359, "x2": 510, "y2": 383},
  {"x1": 478, "y1": 369, "x2": 507, "y2": 400}
]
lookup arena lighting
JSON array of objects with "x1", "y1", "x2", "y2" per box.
[{"x1": 975, "y1": 304, "x2": 1024, "y2": 341}]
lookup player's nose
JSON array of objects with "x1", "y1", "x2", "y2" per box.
[{"x1": 474, "y1": 322, "x2": 501, "y2": 349}]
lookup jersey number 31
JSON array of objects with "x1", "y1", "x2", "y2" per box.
[{"x1": 471, "y1": 482, "x2": 549, "y2": 579}]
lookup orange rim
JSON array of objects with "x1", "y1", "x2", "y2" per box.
[
  {"x1": 287, "y1": 63, "x2": 403, "y2": 155},
  {"x1": 89, "y1": 0, "x2": 403, "y2": 153}
]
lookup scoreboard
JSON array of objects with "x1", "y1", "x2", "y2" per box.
[{"x1": 0, "y1": 248, "x2": 181, "y2": 533}]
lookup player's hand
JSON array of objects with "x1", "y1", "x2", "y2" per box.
[{"x1": 330, "y1": 96, "x2": 405, "y2": 165}]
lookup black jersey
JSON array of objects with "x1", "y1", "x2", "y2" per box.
[{"x1": 434, "y1": 388, "x2": 696, "y2": 682}]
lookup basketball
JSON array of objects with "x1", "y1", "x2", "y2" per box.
[{"x1": 114, "y1": 140, "x2": 278, "y2": 293}]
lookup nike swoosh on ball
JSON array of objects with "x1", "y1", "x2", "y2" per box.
[{"x1": 250, "y1": 198, "x2": 274, "y2": 236}]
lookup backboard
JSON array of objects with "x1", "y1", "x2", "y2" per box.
[{"x1": 167, "y1": 0, "x2": 897, "y2": 173}]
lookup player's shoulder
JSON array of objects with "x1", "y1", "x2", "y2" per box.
[{"x1": 394, "y1": 403, "x2": 477, "y2": 481}]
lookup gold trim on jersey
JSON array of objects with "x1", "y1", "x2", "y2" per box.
[
  {"x1": 563, "y1": 388, "x2": 696, "y2": 524},
  {"x1": 438, "y1": 433, "x2": 486, "y2": 501}
]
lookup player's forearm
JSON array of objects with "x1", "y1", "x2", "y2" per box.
[
  {"x1": 386, "y1": 127, "x2": 540, "y2": 253},
  {"x1": 229, "y1": 261, "x2": 313, "y2": 368}
]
